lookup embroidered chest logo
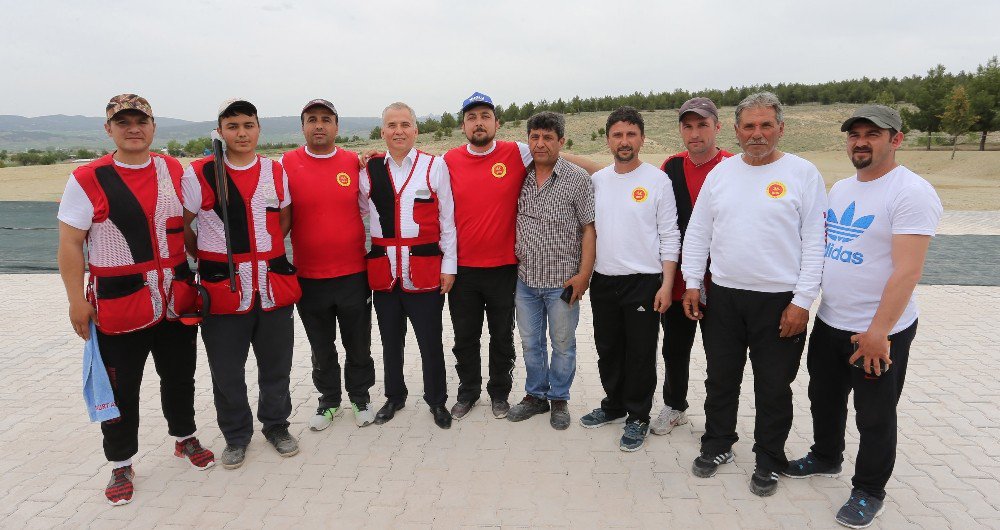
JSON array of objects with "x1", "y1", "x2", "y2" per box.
[
  {"x1": 632, "y1": 187, "x2": 648, "y2": 203},
  {"x1": 336, "y1": 173, "x2": 351, "y2": 187},
  {"x1": 491, "y1": 162, "x2": 507, "y2": 179},
  {"x1": 766, "y1": 181, "x2": 787, "y2": 199}
]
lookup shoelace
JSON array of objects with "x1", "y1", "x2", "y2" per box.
[
  {"x1": 624, "y1": 422, "x2": 648, "y2": 439},
  {"x1": 111, "y1": 467, "x2": 131, "y2": 483},
  {"x1": 844, "y1": 492, "x2": 875, "y2": 515},
  {"x1": 182, "y1": 438, "x2": 205, "y2": 453}
]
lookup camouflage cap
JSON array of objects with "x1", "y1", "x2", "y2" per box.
[{"x1": 106, "y1": 94, "x2": 153, "y2": 120}]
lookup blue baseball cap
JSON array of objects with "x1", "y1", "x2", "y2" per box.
[{"x1": 461, "y1": 92, "x2": 495, "y2": 114}]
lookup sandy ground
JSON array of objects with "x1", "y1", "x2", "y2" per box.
[{"x1": 3, "y1": 151, "x2": 997, "y2": 211}]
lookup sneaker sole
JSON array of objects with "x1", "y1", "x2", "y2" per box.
[
  {"x1": 781, "y1": 469, "x2": 842, "y2": 479},
  {"x1": 651, "y1": 416, "x2": 689, "y2": 435},
  {"x1": 174, "y1": 451, "x2": 216, "y2": 471},
  {"x1": 493, "y1": 410, "x2": 509, "y2": 419},
  {"x1": 106, "y1": 497, "x2": 133, "y2": 506},
  {"x1": 619, "y1": 441, "x2": 645, "y2": 452},
  {"x1": 836, "y1": 505, "x2": 885, "y2": 529},
  {"x1": 222, "y1": 459, "x2": 245, "y2": 470},
  {"x1": 276, "y1": 448, "x2": 299, "y2": 458},
  {"x1": 310, "y1": 408, "x2": 344, "y2": 431},
  {"x1": 579, "y1": 417, "x2": 626, "y2": 429},
  {"x1": 750, "y1": 482, "x2": 778, "y2": 497}
]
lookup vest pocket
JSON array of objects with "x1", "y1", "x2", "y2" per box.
[
  {"x1": 408, "y1": 243, "x2": 443, "y2": 290},
  {"x1": 93, "y1": 273, "x2": 157, "y2": 334},
  {"x1": 366, "y1": 245, "x2": 394, "y2": 291},
  {"x1": 167, "y1": 262, "x2": 198, "y2": 319},
  {"x1": 265, "y1": 255, "x2": 301, "y2": 309},
  {"x1": 265, "y1": 206, "x2": 281, "y2": 242},
  {"x1": 200, "y1": 262, "x2": 243, "y2": 315},
  {"x1": 412, "y1": 196, "x2": 439, "y2": 238},
  {"x1": 165, "y1": 216, "x2": 185, "y2": 257}
]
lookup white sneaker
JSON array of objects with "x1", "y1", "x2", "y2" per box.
[
  {"x1": 650, "y1": 407, "x2": 688, "y2": 435},
  {"x1": 353, "y1": 402, "x2": 375, "y2": 427},
  {"x1": 309, "y1": 406, "x2": 343, "y2": 431}
]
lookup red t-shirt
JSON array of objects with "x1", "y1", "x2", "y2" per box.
[
  {"x1": 282, "y1": 147, "x2": 366, "y2": 279},
  {"x1": 662, "y1": 148, "x2": 734, "y2": 300},
  {"x1": 443, "y1": 141, "x2": 528, "y2": 267}
]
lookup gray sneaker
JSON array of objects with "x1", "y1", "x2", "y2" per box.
[
  {"x1": 450, "y1": 400, "x2": 477, "y2": 420},
  {"x1": 549, "y1": 400, "x2": 571, "y2": 430},
  {"x1": 579, "y1": 408, "x2": 626, "y2": 428},
  {"x1": 507, "y1": 395, "x2": 550, "y2": 422},
  {"x1": 308, "y1": 406, "x2": 342, "y2": 431},
  {"x1": 650, "y1": 406, "x2": 688, "y2": 435},
  {"x1": 491, "y1": 399, "x2": 511, "y2": 419},
  {"x1": 221, "y1": 444, "x2": 247, "y2": 470},
  {"x1": 264, "y1": 427, "x2": 299, "y2": 457},
  {"x1": 352, "y1": 402, "x2": 375, "y2": 427}
]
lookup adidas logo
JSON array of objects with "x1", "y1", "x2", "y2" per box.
[
  {"x1": 637, "y1": 306, "x2": 646, "y2": 312},
  {"x1": 826, "y1": 202, "x2": 874, "y2": 243}
]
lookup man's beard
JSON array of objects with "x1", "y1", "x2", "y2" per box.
[
  {"x1": 614, "y1": 147, "x2": 635, "y2": 163},
  {"x1": 468, "y1": 130, "x2": 495, "y2": 147},
  {"x1": 851, "y1": 150, "x2": 873, "y2": 169}
]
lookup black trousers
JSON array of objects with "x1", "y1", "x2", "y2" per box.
[
  {"x1": 97, "y1": 319, "x2": 198, "y2": 462},
  {"x1": 660, "y1": 302, "x2": 699, "y2": 412},
  {"x1": 297, "y1": 272, "x2": 374, "y2": 408},
  {"x1": 590, "y1": 272, "x2": 662, "y2": 423},
  {"x1": 700, "y1": 282, "x2": 806, "y2": 472},
  {"x1": 374, "y1": 285, "x2": 448, "y2": 407},
  {"x1": 201, "y1": 303, "x2": 294, "y2": 446},
  {"x1": 807, "y1": 317, "x2": 916, "y2": 500},
  {"x1": 448, "y1": 265, "x2": 517, "y2": 403}
]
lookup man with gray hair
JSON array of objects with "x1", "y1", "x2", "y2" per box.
[
  {"x1": 507, "y1": 111, "x2": 595, "y2": 430},
  {"x1": 680, "y1": 92, "x2": 827, "y2": 496}
]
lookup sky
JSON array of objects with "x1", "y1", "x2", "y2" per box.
[{"x1": 2, "y1": 0, "x2": 998, "y2": 121}]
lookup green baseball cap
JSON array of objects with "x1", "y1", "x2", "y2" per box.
[{"x1": 841, "y1": 104, "x2": 902, "y2": 132}]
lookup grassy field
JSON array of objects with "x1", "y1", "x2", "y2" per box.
[{"x1": 3, "y1": 104, "x2": 998, "y2": 210}]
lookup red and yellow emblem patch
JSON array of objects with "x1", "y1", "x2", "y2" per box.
[
  {"x1": 336, "y1": 172, "x2": 351, "y2": 187},
  {"x1": 632, "y1": 186, "x2": 648, "y2": 203},
  {"x1": 766, "y1": 181, "x2": 787, "y2": 199},
  {"x1": 491, "y1": 162, "x2": 507, "y2": 179}
]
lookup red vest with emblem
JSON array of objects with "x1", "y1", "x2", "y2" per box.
[
  {"x1": 191, "y1": 155, "x2": 301, "y2": 314},
  {"x1": 75, "y1": 153, "x2": 197, "y2": 334},
  {"x1": 281, "y1": 146, "x2": 366, "y2": 279},
  {"x1": 364, "y1": 151, "x2": 443, "y2": 293}
]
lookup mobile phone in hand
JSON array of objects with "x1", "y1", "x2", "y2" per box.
[
  {"x1": 850, "y1": 341, "x2": 889, "y2": 375},
  {"x1": 560, "y1": 286, "x2": 574, "y2": 304}
]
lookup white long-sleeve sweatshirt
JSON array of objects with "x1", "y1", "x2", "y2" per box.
[{"x1": 680, "y1": 153, "x2": 828, "y2": 309}]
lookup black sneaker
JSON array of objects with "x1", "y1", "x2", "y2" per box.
[
  {"x1": 450, "y1": 400, "x2": 477, "y2": 420},
  {"x1": 491, "y1": 399, "x2": 511, "y2": 419},
  {"x1": 264, "y1": 427, "x2": 299, "y2": 457},
  {"x1": 691, "y1": 450, "x2": 734, "y2": 478},
  {"x1": 579, "y1": 408, "x2": 626, "y2": 429},
  {"x1": 619, "y1": 420, "x2": 649, "y2": 452},
  {"x1": 750, "y1": 466, "x2": 779, "y2": 497},
  {"x1": 836, "y1": 488, "x2": 885, "y2": 529},
  {"x1": 783, "y1": 452, "x2": 842, "y2": 478},
  {"x1": 506, "y1": 395, "x2": 550, "y2": 422}
]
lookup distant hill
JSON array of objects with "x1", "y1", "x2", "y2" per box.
[{"x1": 0, "y1": 114, "x2": 382, "y2": 151}]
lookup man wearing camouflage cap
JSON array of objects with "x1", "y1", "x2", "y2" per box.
[
  {"x1": 784, "y1": 105, "x2": 942, "y2": 529},
  {"x1": 57, "y1": 94, "x2": 214, "y2": 506}
]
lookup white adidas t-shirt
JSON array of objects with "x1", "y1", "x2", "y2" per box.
[{"x1": 817, "y1": 165, "x2": 943, "y2": 334}]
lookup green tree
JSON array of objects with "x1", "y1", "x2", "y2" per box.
[
  {"x1": 941, "y1": 85, "x2": 978, "y2": 159},
  {"x1": 565, "y1": 139, "x2": 573, "y2": 150},
  {"x1": 968, "y1": 56, "x2": 1000, "y2": 150},
  {"x1": 370, "y1": 126, "x2": 382, "y2": 140},
  {"x1": 872, "y1": 90, "x2": 895, "y2": 106},
  {"x1": 440, "y1": 112, "x2": 456, "y2": 129},
  {"x1": 166, "y1": 140, "x2": 184, "y2": 157},
  {"x1": 901, "y1": 64, "x2": 954, "y2": 150},
  {"x1": 0, "y1": 150, "x2": 9, "y2": 162}
]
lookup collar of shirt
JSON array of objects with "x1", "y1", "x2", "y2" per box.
[
  {"x1": 527, "y1": 157, "x2": 568, "y2": 192},
  {"x1": 466, "y1": 141, "x2": 496, "y2": 156},
  {"x1": 384, "y1": 147, "x2": 417, "y2": 170},
  {"x1": 305, "y1": 146, "x2": 338, "y2": 159}
]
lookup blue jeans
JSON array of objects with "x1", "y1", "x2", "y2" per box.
[{"x1": 514, "y1": 279, "x2": 580, "y2": 401}]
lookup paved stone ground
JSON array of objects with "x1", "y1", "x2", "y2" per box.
[{"x1": 1, "y1": 276, "x2": 999, "y2": 529}]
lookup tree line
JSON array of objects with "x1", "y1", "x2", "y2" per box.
[{"x1": 371, "y1": 57, "x2": 1000, "y2": 151}]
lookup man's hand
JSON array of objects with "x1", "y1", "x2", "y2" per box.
[
  {"x1": 440, "y1": 273, "x2": 456, "y2": 294},
  {"x1": 562, "y1": 273, "x2": 590, "y2": 306},
  {"x1": 849, "y1": 331, "x2": 892, "y2": 376},
  {"x1": 69, "y1": 298, "x2": 96, "y2": 340},
  {"x1": 653, "y1": 286, "x2": 672, "y2": 314},
  {"x1": 359, "y1": 150, "x2": 383, "y2": 168},
  {"x1": 778, "y1": 303, "x2": 809, "y2": 337},
  {"x1": 682, "y1": 288, "x2": 702, "y2": 320}
]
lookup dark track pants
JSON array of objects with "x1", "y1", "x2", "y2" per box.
[
  {"x1": 700, "y1": 282, "x2": 806, "y2": 472},
  {"x1": 374, "y1": 286, "x2": 448, "y2": 407},
  {"x1": 590, "y1": 272, "x2": 662, "y2": 423},
  {"x1": 297, "y1": 272, "x2": 374, "y2": 408},
  {"x1": 202, "y1": 303, "x2": 294, "y2": 446},
  {"x1": 807, "y1": 317, "x2": 916, "y2": 500},
  {"x1": 448, "y1": 265, "x2": 517, "y2": 403},
  {"x1": 97, "y1": 319, "x2": 198, "y2": 462},
  {"x1": 660, "y1": 302, "x2": 699, "y2": 412}
]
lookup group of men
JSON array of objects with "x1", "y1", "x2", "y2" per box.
[{"x1": 59, "y1": 90, "x2": 940, "y2": 529}]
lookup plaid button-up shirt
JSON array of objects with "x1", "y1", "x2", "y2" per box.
[{"x1": 515, "y1": 157, "x2": 595, "y2": 288}]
